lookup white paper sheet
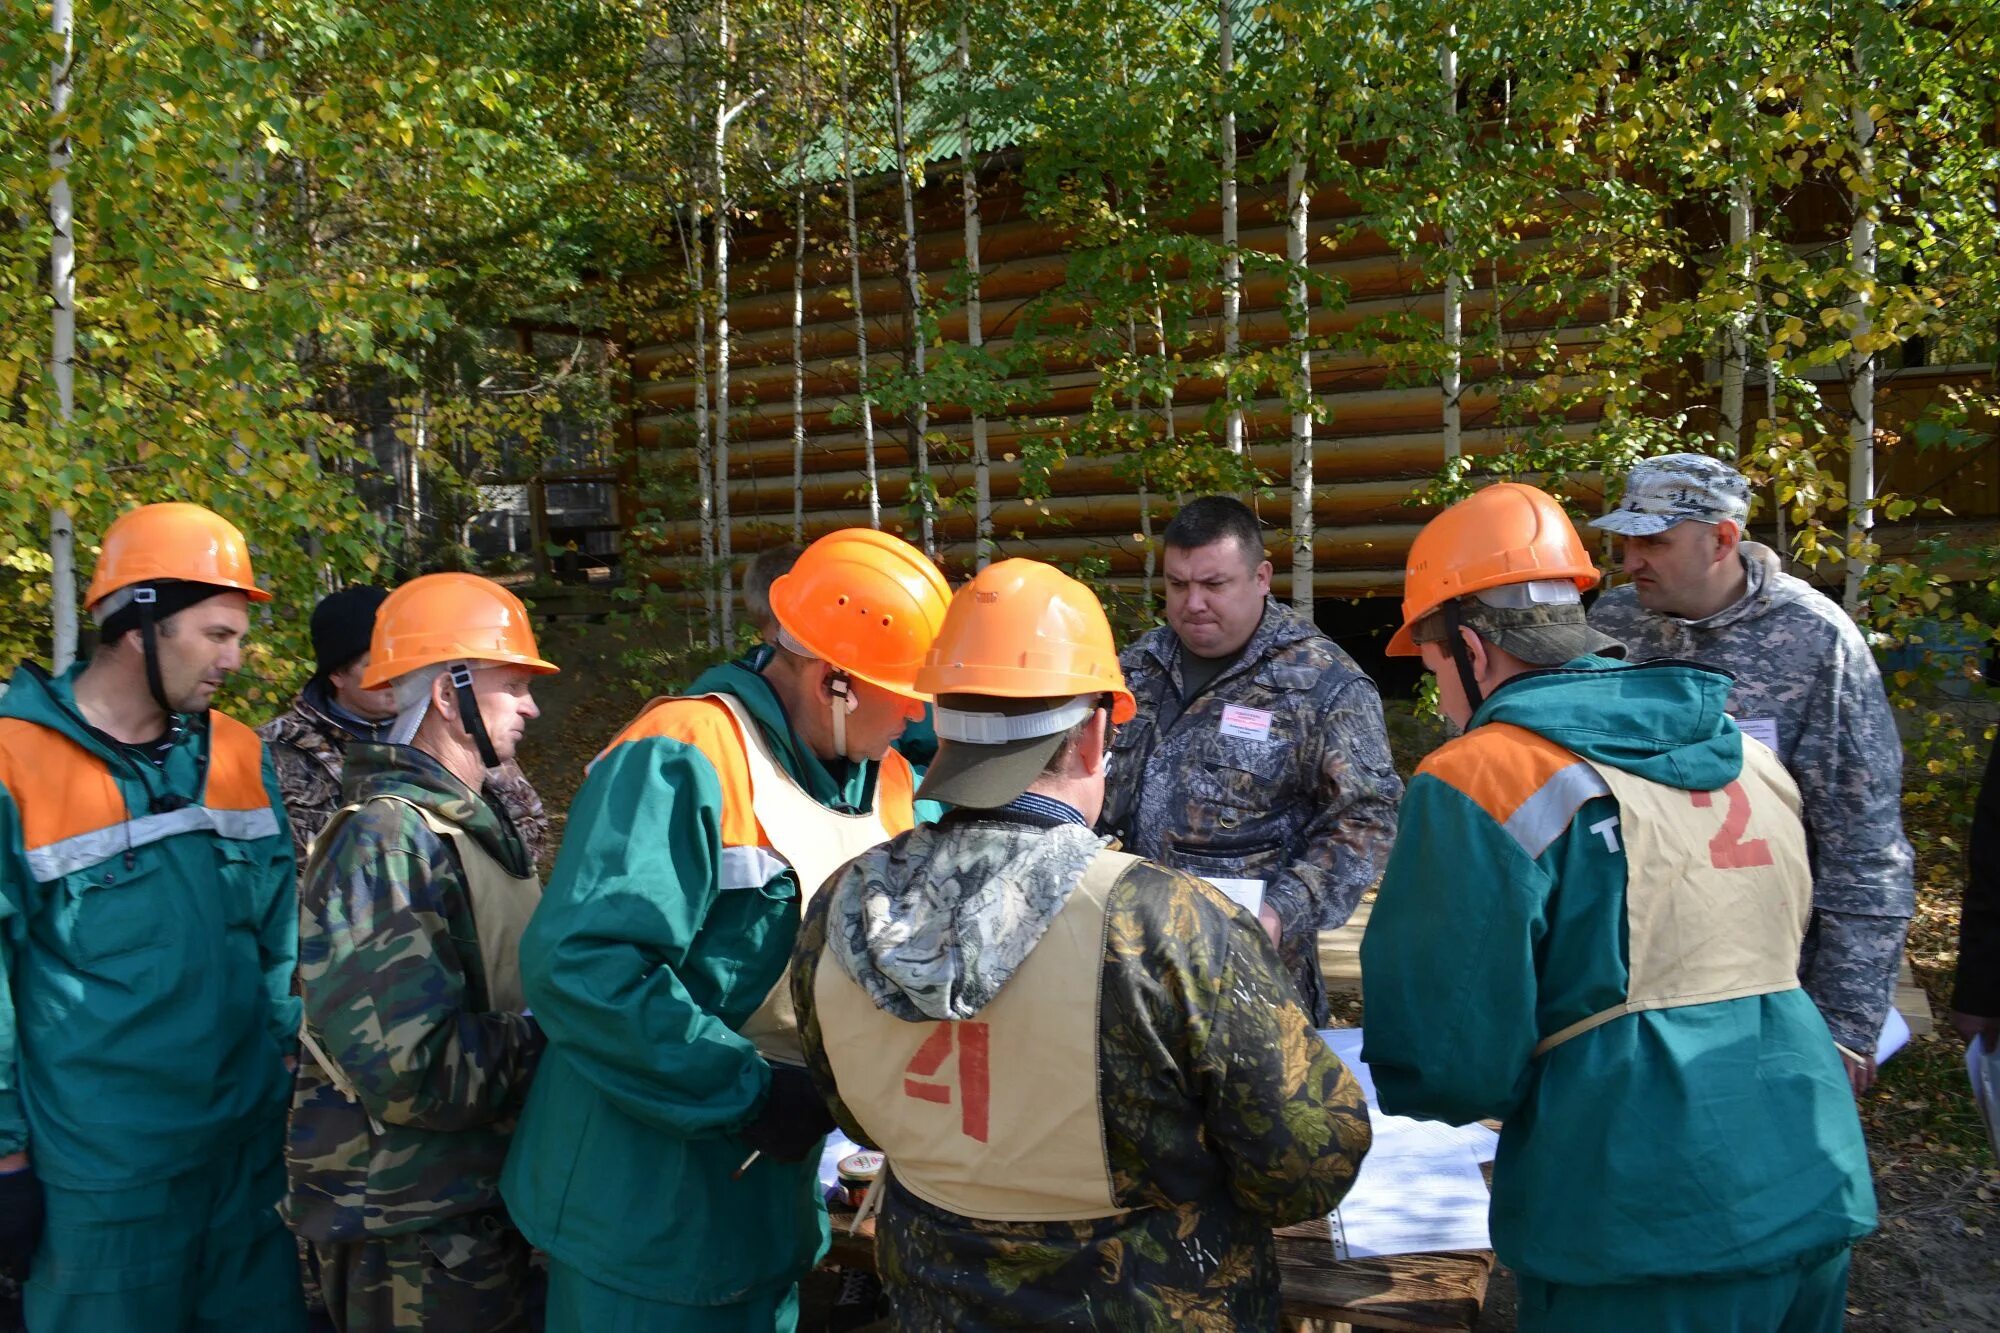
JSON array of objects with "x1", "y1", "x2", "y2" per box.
[
  {"x1": 1317, "y1": 1028, "x2": 1495, "y2": 1258},
  {"x1": 1203, "y1": 876, "x2": 1265, "y2": 916},
  {"x1": 1875, "y1": 1005, "x2": 1911, "y2": 1065}
]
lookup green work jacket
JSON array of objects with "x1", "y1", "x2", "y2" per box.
[
  {"x1": 1361, "y1": 658, "x2": 1875, "y2": 1287},
  {"x1": 501, "y1": 658, "x2": 907, "y2": 1303},
  {"x1": 0, "y1": 663, "x2": 298, "y2": 1189}
]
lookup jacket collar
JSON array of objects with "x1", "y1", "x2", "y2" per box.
[{"x1": 340, "y1": 741, "x2": 531, "y2": 877}]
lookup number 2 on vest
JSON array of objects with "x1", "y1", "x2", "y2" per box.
[
  {"x1": 902, "y1": 1021, "x2": 991, "y2": 1143},
  {"x1": 1690, "y1": 782, "x2": 1774, "y2": 869}
]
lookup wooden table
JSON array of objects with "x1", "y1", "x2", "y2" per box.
[{"x1": 823, "y1": 1207, "x2": 1493, "y2": 1331}]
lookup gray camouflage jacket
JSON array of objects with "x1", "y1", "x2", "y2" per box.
[
  {"x1": 260, "y1": 682, "x2": 552, "y2": 873},
  {"x1": 1098, "y1": 598, "x2": 1402, "y2": 1024},
  {"x1": 1590, "y1": 542, "x2": 1915, "y2": 1055}
]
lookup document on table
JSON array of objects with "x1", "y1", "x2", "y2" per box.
[{"x1": 1318, "y1": 1028, "x2": 1495, "y2": 1259}]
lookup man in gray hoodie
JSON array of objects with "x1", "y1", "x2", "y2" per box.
[
  {"x1": 1588, "y1": 453, "x2": 1914, "y2": 1093},
  {"x1": 792, "y1": 558, "x2": 1370, "y2": 1332}
]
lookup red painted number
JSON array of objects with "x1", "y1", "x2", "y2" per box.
[
  {"x1": 901, "y1": 1020, "x2": 990, "y2": 1142},
  {"x1": 1690, "y1": 781, "x2": 1774, "y2": 869}
]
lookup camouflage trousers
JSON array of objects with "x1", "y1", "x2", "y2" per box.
[{"x1": 316, "y1": 1210, "x2": 531, "y2": 1333}]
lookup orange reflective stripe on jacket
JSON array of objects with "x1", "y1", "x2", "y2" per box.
[
  {"x1": 0, "y1": 711, "x2": 278, "y2": 883},
  {"x1": 602, "y1": 696, "x2": 916, "y2": 892},
  {"x1": 1416, "y1": 721, "x2": 1612, "y2": 860}
]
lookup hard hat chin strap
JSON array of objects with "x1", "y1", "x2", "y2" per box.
[
  {"x1": 449, "y1": 663, "x2": 501, "y2": 770},
  {"x1": 132, "y1": 587, "x2": 177, "y2": 720},
  {"x1": 1442, "y1": 599, "x2": 1486, "y2": 719}
]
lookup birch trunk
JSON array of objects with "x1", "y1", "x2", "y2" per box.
[
  {"x1": 406, "y1": 392, "x2": 427, "y2": 563},
  {"x1": 1719, "y1": 176, "x2": 1753, "y2": 451},
  {"x1": 889, "y1": 1, "x2": 932, "y2": 555},
  {"x1": 1439, "y1": 33, "x2": 1462, "y2": 464},
  {"x1": 791, "y1": 173, "x2": 808, "y2": 543},
  {"x1": 679, "y1": 204, "x2": 718, "y2": 645},
  {"x1": 1218, "y1": 0, "x2": 1242, "y2": 454},
  {"x1": 712, "y1": 0, "x2": 741, "y2": 643},
  {"x1": 838, "y1": 58, "x2": 880, "y2": 529},
  {"x1": 49, "y1": 0, "x2": 77, "y2": 670},
  {"x1": 790, "y1": 7, "x2": 812, "y2": 544},
  {"x1": 959, "y1": 15, "x2": 992, "y2": 568},
  {"x1": 1842, "y1": 49, "x2": 1877, "y2": 612},
  {"x1": 1287, "y1": 135, "x2": 1312, "y2": 616}
]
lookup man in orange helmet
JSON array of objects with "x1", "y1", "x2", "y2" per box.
[
  {"x1": 1361, "y1": 483, "x2": 1874, "y2": 1331},
  {"x1": 503, "y1": 528, "x2": 950, "y2": 1331},
  {"x1": 286, "y1": 573, "x2": 557, "y2": 1332},
  {"x1": 0, "y1": 503, "x2": 305, "y2": 1329},
  {"x1": 790, "y1": 558, "x2": 1371, "y2": 1329}
]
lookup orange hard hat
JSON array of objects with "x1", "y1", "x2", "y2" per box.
[
  {"x1": 1388, "y1": 482, "x2": 1601, "y2": 656},
  {"x1": 769, "y1": 529, "x2": 951, "y2": 699},
  {"x1": 84, "y1": 502, "x2": 271, "y2": 608},
  {"x1": 362, "y1": 573, "x2": 558, "y2": 687},
  {"x1": 916, "y1": 559, "x2": 1137, "y2": 723}
]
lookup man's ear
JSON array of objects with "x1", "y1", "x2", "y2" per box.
[
  {"x1": 430, "y1": 670, "x2": 458, "y2": 722},
  {"x1": 1078, "y1": 707, "x2": 1112, "y2": 778},
  {"x1": 1713, "y1": 518, "x2": 1743, "y2": 563},
  {"x1": 1457, "y1": 624, "x2": 1493, "y2": 682}
]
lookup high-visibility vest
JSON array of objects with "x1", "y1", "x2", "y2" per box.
[{"x1": 0, "y1": 710, "x2": 277, "y2": 884}]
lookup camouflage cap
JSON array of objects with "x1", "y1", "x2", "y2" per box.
[{"x1": 1589, "y1": 453, "x2": 1752, "y2": 537}]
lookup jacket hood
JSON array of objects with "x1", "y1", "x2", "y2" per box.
[
  {"x1": 688, "y1": 650, "x2": 876, "y2": 811},
  {"x1": 1680, "y1": 542, "x2": 1811, "y2": 633},
  {"x1": 340, "y1": 741, "x2": 531, "y2": 877},
  {"x1": 827, "y1": 818, "x2": 1107, "y2": 1022},
  {"x1": 1474, "y1": 656, "x2": 1745, "y2": 792}
]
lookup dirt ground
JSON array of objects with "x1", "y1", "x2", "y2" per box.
[{"x1": 514, "y1": 613, "x2": 2000, "y2": 1333}]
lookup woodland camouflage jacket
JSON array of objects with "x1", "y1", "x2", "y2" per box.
[
  {"x1": 1590, "y1": 543, "x2": 1915, "y2": 1055},
  {"x1": 260, "y1": 683, "x2": 551, "y2": 871},
  {"x1": 794, "y1": 809, "x2": 1372, "y2": 1331},
  {"x1": 1099, "y1": 598, "x2": 1402, "y2": 1024},
  {"x1": 286, "y1": 743, "x2": 545, "y2": 1242}
]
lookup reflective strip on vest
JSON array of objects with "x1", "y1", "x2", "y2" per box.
[{"x1": 24, "y1": 804, "x2": 280, "y2": 882}]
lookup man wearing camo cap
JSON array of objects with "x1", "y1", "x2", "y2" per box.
[{"x1": 1588, "y1": 452, "x2": 1914, "y2": 1094}]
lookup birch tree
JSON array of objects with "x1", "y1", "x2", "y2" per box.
[
  {"x1": 1841, "y1": 38, "x2": 1876, "y2": 612},
  {"x1": 888, "y1": 0, "x2": 933, "y2": 554},
  {"x1": 958, "y1": 12, "x2": 993, "y2": 567},
  {"x1": 837, "y1": 50, "x2": 881, "y2": 529},
  {"x1": 1217, "y1": 0, "x2": 1243, "y2": 455},
  {"x1": 48, "y1": 0, "x2": 78, "y2": 670}
]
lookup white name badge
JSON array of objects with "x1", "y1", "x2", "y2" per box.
[
  {"x1": 1218, "y1": 704, "x2": 1274, "y2": 741},
  {"x1": 1203, "y1": 876, "x2": 1266, "y2": 917},
  {"x1": 1735, "y1": 716, "x2": 1780, "y2": 752}
]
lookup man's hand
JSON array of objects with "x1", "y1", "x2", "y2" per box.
[
  {"x1": 739, "y1": 1064, "x2": 837, "y2": 1164},
  {"x1": 1840, "y1": 1048, "x2": 1878, "y2": 1096},
  {"x1": 1256, "y1": 904, "x2": 1282, "y2": 951},
  {"x1": 0, "y1": 1157, "x2": 41, "y2": 1275},
  {"x1": 1951, "y1": 1011, "x2": 2000, "y2": 1049}
]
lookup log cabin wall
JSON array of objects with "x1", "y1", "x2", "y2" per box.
[{"x1": 623, "y1": 160, "x2": 1996, "y2": 632}]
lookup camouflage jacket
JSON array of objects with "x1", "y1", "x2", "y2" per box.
[
  {"x1": 287, "y1": 743, "x2": 546, "y2": 1242},
  {"x1": 260, "y1": 681, "x2": 552, "y2": 872},
  {"x1": 794, "y1": 807, "x2": 1372, "y2": 1332},
  {"x1": 1590, "y1": 542, "x2": 1916, "y2": 1055},
  {"x1": 1098, "y1": 598, "x2": 1402, "y2": 1024}
]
